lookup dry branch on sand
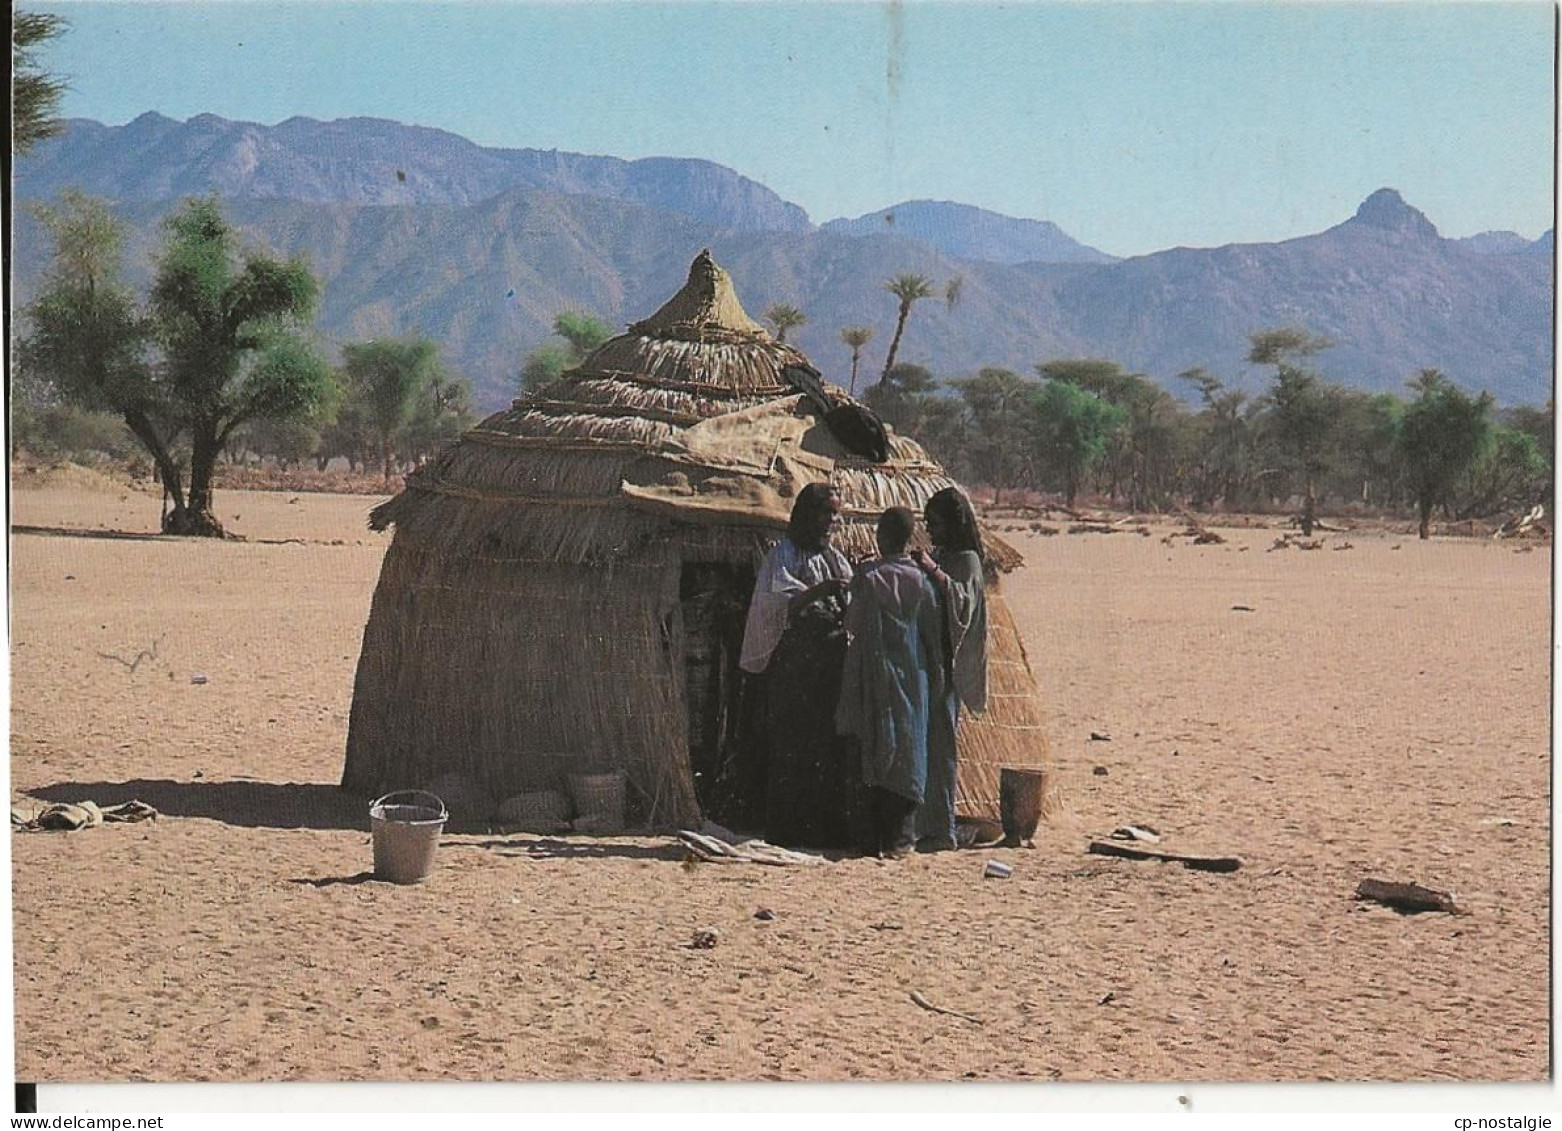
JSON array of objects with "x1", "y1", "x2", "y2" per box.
[
  {"x1": 909, "y1": 990, "x2": 983, "y2": 1025},
  {"x1": 1270, "y1": 534, "x2": 1325, "y2": 552},
  {"x1": 1162, "y1": 509, "x2": 1226, "y2": 546},
  {"x1": 1069, "y1": 518, "x2": 1151, "y2": 536},
  {"x1": 1087, "y1": 839, "x2": 1242, "y2": 873},
  {"x1": 95, "y1": 635, "x2": 163, "y2": 674}
]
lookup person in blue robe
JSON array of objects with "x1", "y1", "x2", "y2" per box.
[{"x1": 834, "y1": 507, "x2": 947, "y2": 858}]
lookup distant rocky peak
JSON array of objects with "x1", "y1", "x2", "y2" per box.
[
  {"x1": 121, "y1": 110, "x2": 180, "y2": 137},
  {"x1": 1351, "y1": 188, "x2": 1440, "y2": 238}
]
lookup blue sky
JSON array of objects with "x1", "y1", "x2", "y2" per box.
[{"x1": 28, "y1": 0, "x2": 1557, "y2": 257}]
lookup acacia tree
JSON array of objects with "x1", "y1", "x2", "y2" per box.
[
  {"x1": 1460, "y1": 426, "x2": 1549, "y2": 520},
  {"x1": 20, "y1": 191, "x2": 158, "y2": 475},
  {"x1": 1502, "y1": 402, "x2": 1554, "y2": 467},
  {"x1": 401, "y1": 365, "x2": 475, "y2": 468},
  {"x1": 950, "y1": 366, "x2": 1035, "y2": 503},
  {"x1": 242, "y1": 415, "x2": 324, "y2": 471},
  {"x1": 1398, "y1": 369, "x2": 1493, "y2": 539},
  {"x1": 519, "y1": 344, "x2": 574, "y2": 394},
  {"x1": 519, "y1": 310, "x2": 614, "y2": 392},
  {"x1": 764, "y1": 303, "x2": 806, "y2": 344},
  {"x1": 1181, "y1": 367, "x2": 1257, "y2": 509},
  {"x1": 1474, "y1": 402, "x2": 1555, "y2": 517},
  {"x1": 1030, "y1": 378, "x2": 1125, "y2": 507},
  {"x1": 864, "y1": 362, "x2": 938, "y2": 438},
  {"x1": 147, "y1": 196, "x2": 334, "y2": 534},
  {"x1": 1324, "y1": 389, "x2": 1405, "y2": 508},
  {"x1": 880, "y1": 273, "x2": 935, "y2": 381},
  {"x1": 24, "y1": 193, "x2": 333, "y2": 534},
  {"x1": 840, "y1": 326, "x2": 874, "y2": 396},
  {"x1": 553, "y1": 310, "x2": 614, "y2": 359},
  {"x1": 1038, "y1": 359, "x2": 1174, "y2": 509},
  {"x1": 916, "y1": 396, "x2": 970, "y2": 471},
  {"x1": 1249, "y1": 328, "x2": 1333, "y2": 534},
  {"x1": 14, "y1": 11, "x2": 68, "y2": 154},
  {"x1": 341, "y1": 338, "x2": 445, "y2": 485}
]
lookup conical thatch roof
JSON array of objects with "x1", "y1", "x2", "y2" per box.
[
  {"x1": 347, "y1": 251, "x2": 1048, "y2": 829},
  {"x1": 370, "y1": 249, "x2": 1020, "y2": 568},
  {"x1": 626, "y1": 248, "x2": 770, "y2": 340}
]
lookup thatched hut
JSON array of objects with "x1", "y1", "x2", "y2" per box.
[{"x1": 343, "y1": 251, "x2": 1051, "y2": 829}]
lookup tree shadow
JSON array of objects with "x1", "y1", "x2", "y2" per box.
[
  {"x1": 24, "y1": 779, "x2": 369, "y2": 831},
  {"x1": 11, "y1": 524, "x2": 169, "y2": 543},
  {"x1": 11, "y1": 524, "x2": 354, "y2": 547}
]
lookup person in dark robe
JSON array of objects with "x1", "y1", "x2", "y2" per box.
[
  {"x1": 911, "y1": 487, "x2": 989, "y2": 850},
  {"x1": 835, "y1": 507, "x2": 947, "y2": 859},
  {"x1": 737, "y1": 482, "x2": 854, "y2": 846}
]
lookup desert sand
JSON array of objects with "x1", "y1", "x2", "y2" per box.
[{"x1": 8, "y1": 475, "x2": 1551, "y2": 1083}]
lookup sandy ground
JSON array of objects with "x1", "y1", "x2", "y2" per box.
[{"x1": 8, "y1": 478, "x2": 1551, "y2": 1083}]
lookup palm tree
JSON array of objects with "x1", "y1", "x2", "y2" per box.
[
  {"x1": 880, "y1": 274, "x2": 935, "y2": 382},
  {"x1": 765, "y1": 303, "x2": 806, "y2": 343},
  {"x1": 840, "y1": 326, "x2": 875, "y2": 395}
]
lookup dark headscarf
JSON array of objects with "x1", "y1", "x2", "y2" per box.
[
  {"x1": 925, "y1": 486, "x2": 983, "y2": 557},
  {"x1": 788, "y1": 482, "x2": 840, "y2": 550}
]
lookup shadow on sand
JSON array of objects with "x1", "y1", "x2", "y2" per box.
[
  {"x1": 12, "y1": 524, "x2": 171, "y2": 543},
  {"x1": 21, "y1": 783, "x2": 692, "y2": 864},
  {"x1": 445, "y1": 836, "x2": 685, "y2": 862},
  {"x1": 25, "y1": 779, "x2": 369, "y2": 831},
  {"x1": 11, "y1": 524, "x2": 353, "y2": 547},
  {"x1": 289, "y1": 872, "x2": 379, "y2": 887}
]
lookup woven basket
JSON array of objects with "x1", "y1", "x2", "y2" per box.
[
  {"x1": 496, "y1": 790, "x2": 571, "y2": 833},
  {"x1": 567, "y1": 772, "x2": 627, "y2": 834}
]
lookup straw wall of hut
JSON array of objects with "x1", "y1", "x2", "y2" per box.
[{"x1": 343, "y1": 251, "x2": 1051, "y2": 829}]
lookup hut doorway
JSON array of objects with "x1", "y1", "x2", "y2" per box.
[{"x1": 679, "y1": 562, "x2": 758, "y2": 825}]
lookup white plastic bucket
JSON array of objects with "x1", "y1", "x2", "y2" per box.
[{"x1": 370, "y1": 791, "x2": 447, "y2": 884}]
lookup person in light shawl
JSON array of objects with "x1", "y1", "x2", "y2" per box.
[
  {"x1": 835, "y1": 507, "x2": 947, "y2": 858},
  {"x1": 911, "y1": 486, "x2": 989, "y2": 849},
  {"x1": 738, "y1": 482, "x2": 854, "y2": 846}
]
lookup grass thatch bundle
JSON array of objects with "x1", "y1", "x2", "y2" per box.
[{"x1": 344, "y1": 250, "x2": 1051, "y2": 829}]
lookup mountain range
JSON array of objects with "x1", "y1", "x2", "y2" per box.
[
  {"x1": 821, "y1": 201, "x2": 1116, "y2": 265},
  {"x1": 11, "y1": 113, "x2": 1554, "y2": 411}
]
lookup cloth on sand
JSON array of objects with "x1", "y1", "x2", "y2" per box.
[
  {"x1": 13, "y1": 799, "x2": 159, "y2": 832},
  {"x1": 917, "y1": 547, "x2": 988, "y2": 843},
  {"x1": 835, "y1": 555, "x2": 946, "y2": 806},
  {"x1": 676, "y1": 828, "x2": 827, "y2": 866}
]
